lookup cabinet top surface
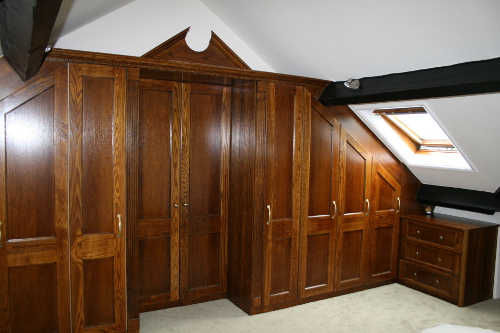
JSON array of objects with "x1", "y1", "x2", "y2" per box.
[{"x1": 403, "y1": 214, "x2": 499, "y2": 230}]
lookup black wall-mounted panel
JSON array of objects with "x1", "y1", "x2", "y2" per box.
[{"x1": 416, "y1": 184, "x2": 500, "y2": 215}]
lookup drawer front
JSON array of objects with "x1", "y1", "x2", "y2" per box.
[
  {"x1": 399, "y1": 260, "x2": 459, "y2": 300},
  {"x1": 403, "y1": 242, "x2": 460, "y2": 275},
  {"x1": 406, "y1": 221, "x2": 462, "y2": 252}
]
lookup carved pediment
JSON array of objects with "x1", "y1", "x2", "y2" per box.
[{"x1": 142, "y1": 28, "x2": 250, "y2": 69}]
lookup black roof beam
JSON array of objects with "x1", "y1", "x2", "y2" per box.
[
  {"x1": 319, "y1": 57, "x2": 500, "y2": 106},
  {"x1": 0, "y1": 0, "x2": 63, "y2": 81}
]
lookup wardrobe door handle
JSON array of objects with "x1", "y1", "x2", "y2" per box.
[
  {"x1": 117, "y1": 214, "x2": 122, "y2": 238},
  {"x1": 396, "y1": 197, "x2": 401, "y2": 213},
  {"x1": 266, "y1": 205, "x2": 271, "y2": 225},
  {"x1": 332, "y1": 201, "x2": 337, "y2": 219},
  {"x1": 365, "y1": 199, "x2": 370, "y2": 216}
]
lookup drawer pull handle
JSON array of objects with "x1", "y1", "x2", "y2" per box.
[
  {"x1": 183, "y1": 203, "x2": 188, "y2": 207},
  {"x1": 439, "y1": 236, "x2": 443, "y2": 240},
  {"x1": 436, "y1": 279, "x2": 440, "y2": 284},
  {"x1": 417, "y1": 230, "x2": 420, "y2": 234},
  {"x1": 174, "y1": 203, "x2": 178, "y2": 208},
  {"x1": 416, "y1": 252, "x2": 419, "y2": 255},
  {"x1": 438, "y1": 258, "x2": 442, "y2": 262},
  {"x1": 413, "y1": 272, "x2": 417, "y2": 276}
]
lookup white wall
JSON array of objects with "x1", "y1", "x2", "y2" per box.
[
  {"x1": 434, "y1": 207, "x2": 500, "y2": 299},
  {"x1": 53, "y1": 0, "x2": 273, "y2": 72}
]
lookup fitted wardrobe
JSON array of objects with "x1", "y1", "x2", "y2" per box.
[{"x1": 0, "y1": 31, "x2": 423, "y2": 332}]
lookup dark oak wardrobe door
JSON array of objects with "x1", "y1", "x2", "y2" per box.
[
  {"x1": 137, "y1": 79, "x2": 181, "y2": 312},
  {"x1": 69, "y1": 63, "x2": 127, "y2": 332},
  {"x1": 299, "y1": 100, "x2": 340, "y2": 298},
  {"x1": 0, "y1": 67, "x2": 70, "y2": 333},
  {"x1": 260, "y1": 82, "x2": 302, "y2": 306},
  {"x1": 179, "y1": 83, "x2": 230, "y2": 301},
  {"x1": 368, "y1": 162, "x2": 401, "y2": 283},
  {"x1": 336, "y1": 129, "x2": 372, "y2": 290}
]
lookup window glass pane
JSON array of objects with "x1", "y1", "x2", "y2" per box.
[{"x1": 392, "y1": 113, "x2": 449, "y2": 141}]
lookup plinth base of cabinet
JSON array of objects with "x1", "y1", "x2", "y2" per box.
[
  {"x1": 236, "y1": 280, "x2": 395, "y2": 315},
  {"x1": 140, "y1": 292, "x2": 228, "y2": 313}
]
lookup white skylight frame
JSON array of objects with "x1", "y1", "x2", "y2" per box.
[{"x1": 351, "y1": 101, "x2": 474, "y2": 171}]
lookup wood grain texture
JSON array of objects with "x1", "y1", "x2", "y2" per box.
[
  {"x1": 0, "y1": 66, "x2": 70, "y2": 332},
  {"x1": 69, "y1": 63, "x2": 127, "y2": 332},
  {"x1": 126, "y1": 68, "x2": 140, "y2": 328},
  {"x1": 180, "y1": 82, "x2": 230, "y2": 301},
  {"x1": 299, "y1": 94, "x2": 340, "y2": 298},
  {"x1": 47, "y1": 48, "x2": 330, "y2": 88},
  {"x1": 336, "y1": 128, "x2": 371, "y2": 290},
  {"x1": 137, "y1": 79, "x2": 180, "y2": 311}
]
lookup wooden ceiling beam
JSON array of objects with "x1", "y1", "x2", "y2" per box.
[
  {"x1": 0, "y1": 0, "x2": 63, "y2": 81},
  {"x1": 319, "y1": 57, "x2": 500, "y2": 105}
]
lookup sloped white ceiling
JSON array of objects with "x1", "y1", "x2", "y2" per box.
[{"x1": 201, "y1": 0, "x2": 500, "y2": 193}]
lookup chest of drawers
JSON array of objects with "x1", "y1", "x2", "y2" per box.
[{"x1": 399, "y1": 214, "x2": 498, "y2": 306}]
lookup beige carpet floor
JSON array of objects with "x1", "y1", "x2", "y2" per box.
[{"x1": 140, "y1": 284, "x2": 500, "y2": 333}]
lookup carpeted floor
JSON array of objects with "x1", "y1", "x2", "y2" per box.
[{"x1": 140, "y1": 284, "x2": 500, "y2": 333}]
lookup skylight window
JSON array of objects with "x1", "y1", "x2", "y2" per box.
[
  {"x1": 373, "y1": 107, "x2": 457, "y2": 153},
  {"x1": 350, "y1": 102, "x2": 473, "y2": 171}
]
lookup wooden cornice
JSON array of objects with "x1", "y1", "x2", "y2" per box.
[
  {"x1": 46, "y1": 48, "x2": 330, "y2": 88},
  {"x1": 319, "y1": 57, "x2": 500, "y2": 105},
  {"x1": 0, "y1": 0, "x2": 63, "y2": 81}
]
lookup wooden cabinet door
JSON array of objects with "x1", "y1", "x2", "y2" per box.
[
  {"x1": 0, "y1": 67, "x2": 71, "y2": 333},
  {"x1": 336, "y1": 129, "x2": 372, "y2": 290},
  {"x1": 299, "y1": 99, "x2": 339, "y2": 297},
  {"x1": 179, "y1": 83, "x2": 230, "y2": 301},
  {"x1": 260, "y1": 82, "x2": 302, "y2": 306},
  {"x1": 69, "y1": 63, "x2": 127, "y2": 332},
  {"x1": 368, "y1": 162, "x2": 401, "y2": 283},
  {"x1": 137, "y1": 79, "x2": 181, "y2": 311}
]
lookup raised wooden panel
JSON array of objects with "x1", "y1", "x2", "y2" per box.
[
  {"x1": 83, "y1": 257, "x2": 115, "y2": 328},
  {"x1": 138, "y1": 86, "x2": 172, "y2": 220},
  {"x1": 8, "y1": 263, "x2": 58, "y2": 333},
  {"x1": 340, "y1": 230, "x2": 364, "y2": 283},
  {"x1": 139, "y1": 237, "x2": 171, "y2": 298},
  {"x1": 82, "y1": 76, "x2": 114, "y2": 235},
  {"x1": 368, "y1": 162, "x2": 401, "y2": 282},
  {"x1": 262, "y1": 83, "x2": 302, "y2": 305},
  {"x1": 0, "y1": 67, "x2": 70, "y2": 333},
  {"x1": 5, "y1": 88, "x2": 56, "y2": 240},
  {"x1": 305, "y1": 233, "x2": 330, "y2": 288},
  {"x1": 180, "y1": 82, "x2": 230, "y2": 300},
  {"x1": 69, "y1": 63, "x2": 126, "y2": 332},
  {"x1": 344, "y1": 142, "x2": 367, "y2": 214}
]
